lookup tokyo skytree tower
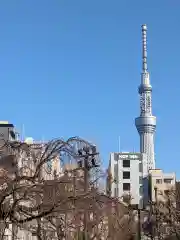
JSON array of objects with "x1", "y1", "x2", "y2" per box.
[{"x1": 135, "y1": 25, "x2": 156, "y2": 170}]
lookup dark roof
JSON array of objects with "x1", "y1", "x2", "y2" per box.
[{"x1": 0, "y1": 123, "x2": 14, "y2": 128}]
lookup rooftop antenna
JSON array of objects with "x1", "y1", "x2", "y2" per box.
[
  {"x1": 22, "y1": 124, "x2": 25, "y2": 142},
  {"x1": 142, "y1": 24, "x2": 148, "y2": 72},
  {"x1": 41, "y1": 136, "x2": 45, "y2": 144},
  {"x1": 118, "y1": 136, "x2": 121, "y2": 153},
  {"x1": 133, "y1": 146, "x2": 136, "y2": 153},
  {"x1": 15, "y1": 129, "x2": 20, "y2": 141}
]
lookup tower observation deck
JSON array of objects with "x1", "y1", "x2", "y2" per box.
[{"x1": 135, "y1": 25, "x2": 156, "y2": 171}]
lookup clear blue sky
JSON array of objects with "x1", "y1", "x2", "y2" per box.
[{"x1": 0, "y1": 1, "x2": 179, "y2": 176}]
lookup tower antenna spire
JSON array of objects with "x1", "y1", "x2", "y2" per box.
[
  {"x1": 135, "y1": 24, "x2": 156, "y2": 173},
  {"x1": 142, "y1": 24, "x2": 148, "y2": 72}
]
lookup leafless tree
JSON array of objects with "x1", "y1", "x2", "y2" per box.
[
  {"x1": 0, "y1": 137, "x2": 136, "y2": 240},
  {"x1": 142, "y1": 189, "x2": 180, "y2": 240},
  {"x1": 35, "y1": 165, "x2": 132, "y2": 240},
  {"x1": 0, "y1": 137, "x2": 101, "y2": 239}
]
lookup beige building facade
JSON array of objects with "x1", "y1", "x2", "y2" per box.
[{"x1": 149, "y1": 169, "x2": 176, "y2": 202}]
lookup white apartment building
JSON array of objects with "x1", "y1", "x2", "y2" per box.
[
  {"x1": 108, "y1": 152, "x2": 148, "y2": 208},
  {"x1": 149, "y1": 169, "x2": 176, "y2": 202}
]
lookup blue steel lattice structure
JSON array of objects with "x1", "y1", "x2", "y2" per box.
[{"x1": 135, "y1": 25, "x2": 156, "y2": 173}]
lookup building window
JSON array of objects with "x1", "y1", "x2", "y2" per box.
[
  {"x1": 123, "y1": 171, "x2": 130, "y2": 179},
  {"x1": 114, "y1": 188, "x2": 118, "y2": 197},
  {"x1": 139, "y1": 176, "x2": 143, "y2": 184},
  {"x1": 114, "y1": 153, "x2": 119, "y2": 161},
  {"x1": 156, "y1": 179, "x2": 162, "y2": 184},
  {"x1": 164, "y1": 190, "x2": 170, "y2": 196},
  {"x1": 47, "y1": 160, "x2": 52, "y2": 172},
  {"x1": 139, "y1": 198, "x2": 143, "y2": 209},
  {"x1": 139, "y1": 186, "x2": 143, "y2": 195},
  {"x1": 123, "y1": 160, "x2": 130, "y2": 168},
  {"x1": 164, "y1": 179, "x2": 172, "y2": 184},
  {"x1": 114, "y1": 164, "x2": 118, "y2": 183},
  {"x1": 139, "y1": 162, "x2": 142, "y2": 172},
  {"x1": 90, "y1": 212, "x2": 94, "y2": 221},
  {"x1": 123, "y1": 183, "x2": 130, "y2": 191}
]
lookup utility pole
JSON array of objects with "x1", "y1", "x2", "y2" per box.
[
  {"x1": 78, "y1": 147, "x2": 89, "y2": 240},
  {"x1": 154, "y1": 187, "x2": 160, "y2": 240},
  {"x1": 12, "y1": 183, "x2": 16, "y2": 240},
  {"x1": 12, "y1": 153, "x2": 18, "y2": 240},
  {"x1": 137, "y1": 207, "x2": 141, "y2": 240},
  {"x1": 78, "y1": 145, "x2": 99, "y2": 240},
  {"x1": 150, "y1": 203, "x2": 154, "y2": 240},
  {"x1": 84, "y1": 155, "x2": 89, "y2": 240}
]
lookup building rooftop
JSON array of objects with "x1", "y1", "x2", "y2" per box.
[{"x1": 0, "y1": 121, "x2": 14, "y2": 128}]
